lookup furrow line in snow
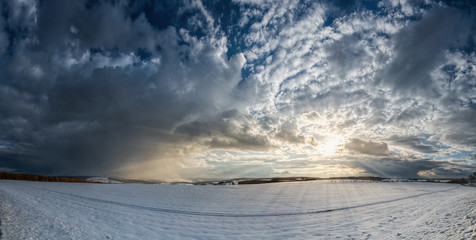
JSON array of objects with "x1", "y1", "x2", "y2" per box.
[
  {"x1": 0, "y1": 189, "x2": 6, "y2": 240},
  {"x1": 8, "y1": 182, "x2": 460, "y2": 218}
]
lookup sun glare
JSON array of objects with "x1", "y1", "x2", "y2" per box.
[{"x1": 318, "y1": 135, "x2": 344, "y2": 156}]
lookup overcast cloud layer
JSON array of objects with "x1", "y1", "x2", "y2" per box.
[{"x1": 0, "y1": 0, "x2": 475, "y2": 180}]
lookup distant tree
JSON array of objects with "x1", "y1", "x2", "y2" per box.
[{"x1": 468, "y1": 172, "x2": 476, "y2": 185}]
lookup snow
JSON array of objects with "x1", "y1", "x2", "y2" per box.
[
  {"x1": 86, "y1": 177, "x2": 124, "y2": 184},
  {"x1": 0, "y1": 180, "x2": 475, "y2": 239}
]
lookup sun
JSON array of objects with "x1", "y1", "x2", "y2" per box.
[{"x1": 318, "y1": 135, "x2": 345, "y2": 156}]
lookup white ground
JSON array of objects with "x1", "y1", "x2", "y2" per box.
[
  {"x1": 86, "y1": 177, "x2": 124, "y2": 184},
  {"x1": 0, "y1": 180, "x2": 475, "y2": 240}
]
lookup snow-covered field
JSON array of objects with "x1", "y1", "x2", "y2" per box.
[{"x1": 0, "y1": 180, "x2": 475, "y2": 240}]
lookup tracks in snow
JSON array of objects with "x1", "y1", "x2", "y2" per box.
[{"x1": 9, "y1": 182, "x2": 459, "y2": 218}]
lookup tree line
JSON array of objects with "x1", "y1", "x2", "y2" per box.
[
  {"x1": 0, "y1": 171, "x2": 94, "y2": 183},
  {"x1": 449, "y1": 172, "x2": 476, "y2": 185}
]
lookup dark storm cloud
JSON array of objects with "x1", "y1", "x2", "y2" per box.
[
  {"x1": 379, "y1": 6, "x2": 474, "y2": 96},
  {"x1": 387, "y1": 135, "x2": 439, "y2": 154},
  {"x1": 345, "y1": 138, "x2": 389, "y2": 156},
  {"x1": 0, "y1": 0, "x2": 251, "y2": 178},
  {"x1": 175, "y1": 114, "x2": 272, "y2": 151},
  {"x1": 37, "y1": 0, "x2": 157, "y2": 52},
  {"x1": 436, "y1": 107, "x2": 476, "y2": 149},
  {"x1": 349, "y1": 157, "x2": 442, "y2": 179},
  {"x1": 0, "y1": 8, "x2": 7, "y2": 57}
]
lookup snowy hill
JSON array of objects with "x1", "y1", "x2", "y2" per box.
[
  {"x1": 0, "y1": 180, "x2": 475, "y2": 239},
  {"x1": 86, "y1": 177, "x2": 124, "y2": 184}
]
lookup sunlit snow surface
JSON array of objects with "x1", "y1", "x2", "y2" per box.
[{"x1": 0, "y1": 180, "x2": 475, "y2": 239}]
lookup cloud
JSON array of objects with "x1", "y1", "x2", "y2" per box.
[
  {"x1": 417, "y1": 165, "x2": 474, "y2": 179},
  {"x1": 433, "y1": 106, "x2": 476, "y2": 151},
  {"x1": 275, "y1": 119, "x2": 305, "y2": 144},
  {"x1": 345, "y1": 138, "x2": 390, "y2": 156},
  {"x1": 175, "y1": 112, "x2": 273, "y2": 151},
  {"x1": 379, "y1": 6, "x2": 473, "y2": 96},
  {"x1": 0, "y1": 0, "x2": 475, "y2": 180},
  {"x1": 0, "y1": 10, "x2": 7, "y2": 56},
  {"x1": 466, "y1": 154, "x2": 476, "y2": 161},
  {"x1": 347, "y1": 156, "x2": 447, "y2": 179},
  {"x1": 387, "y1": 135, "x2": 438, "y2": 154},
  {"x1": 0, "y1": 0, "x2": 253, "y2": 179},
  {"x1": 37, "y1": 0, "x2": 157, "y2": 52}
]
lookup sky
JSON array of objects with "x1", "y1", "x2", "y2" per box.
[{"x1": 0, "y1": 0, "x2": 475, "y2": 181}]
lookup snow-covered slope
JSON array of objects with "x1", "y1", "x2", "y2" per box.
[
  {"x1": 0, "y1": 180, "x2": 475, "y2": 239},
  {"x1": 86, "y1": 177, "x2": 124, "y2": 184}
]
